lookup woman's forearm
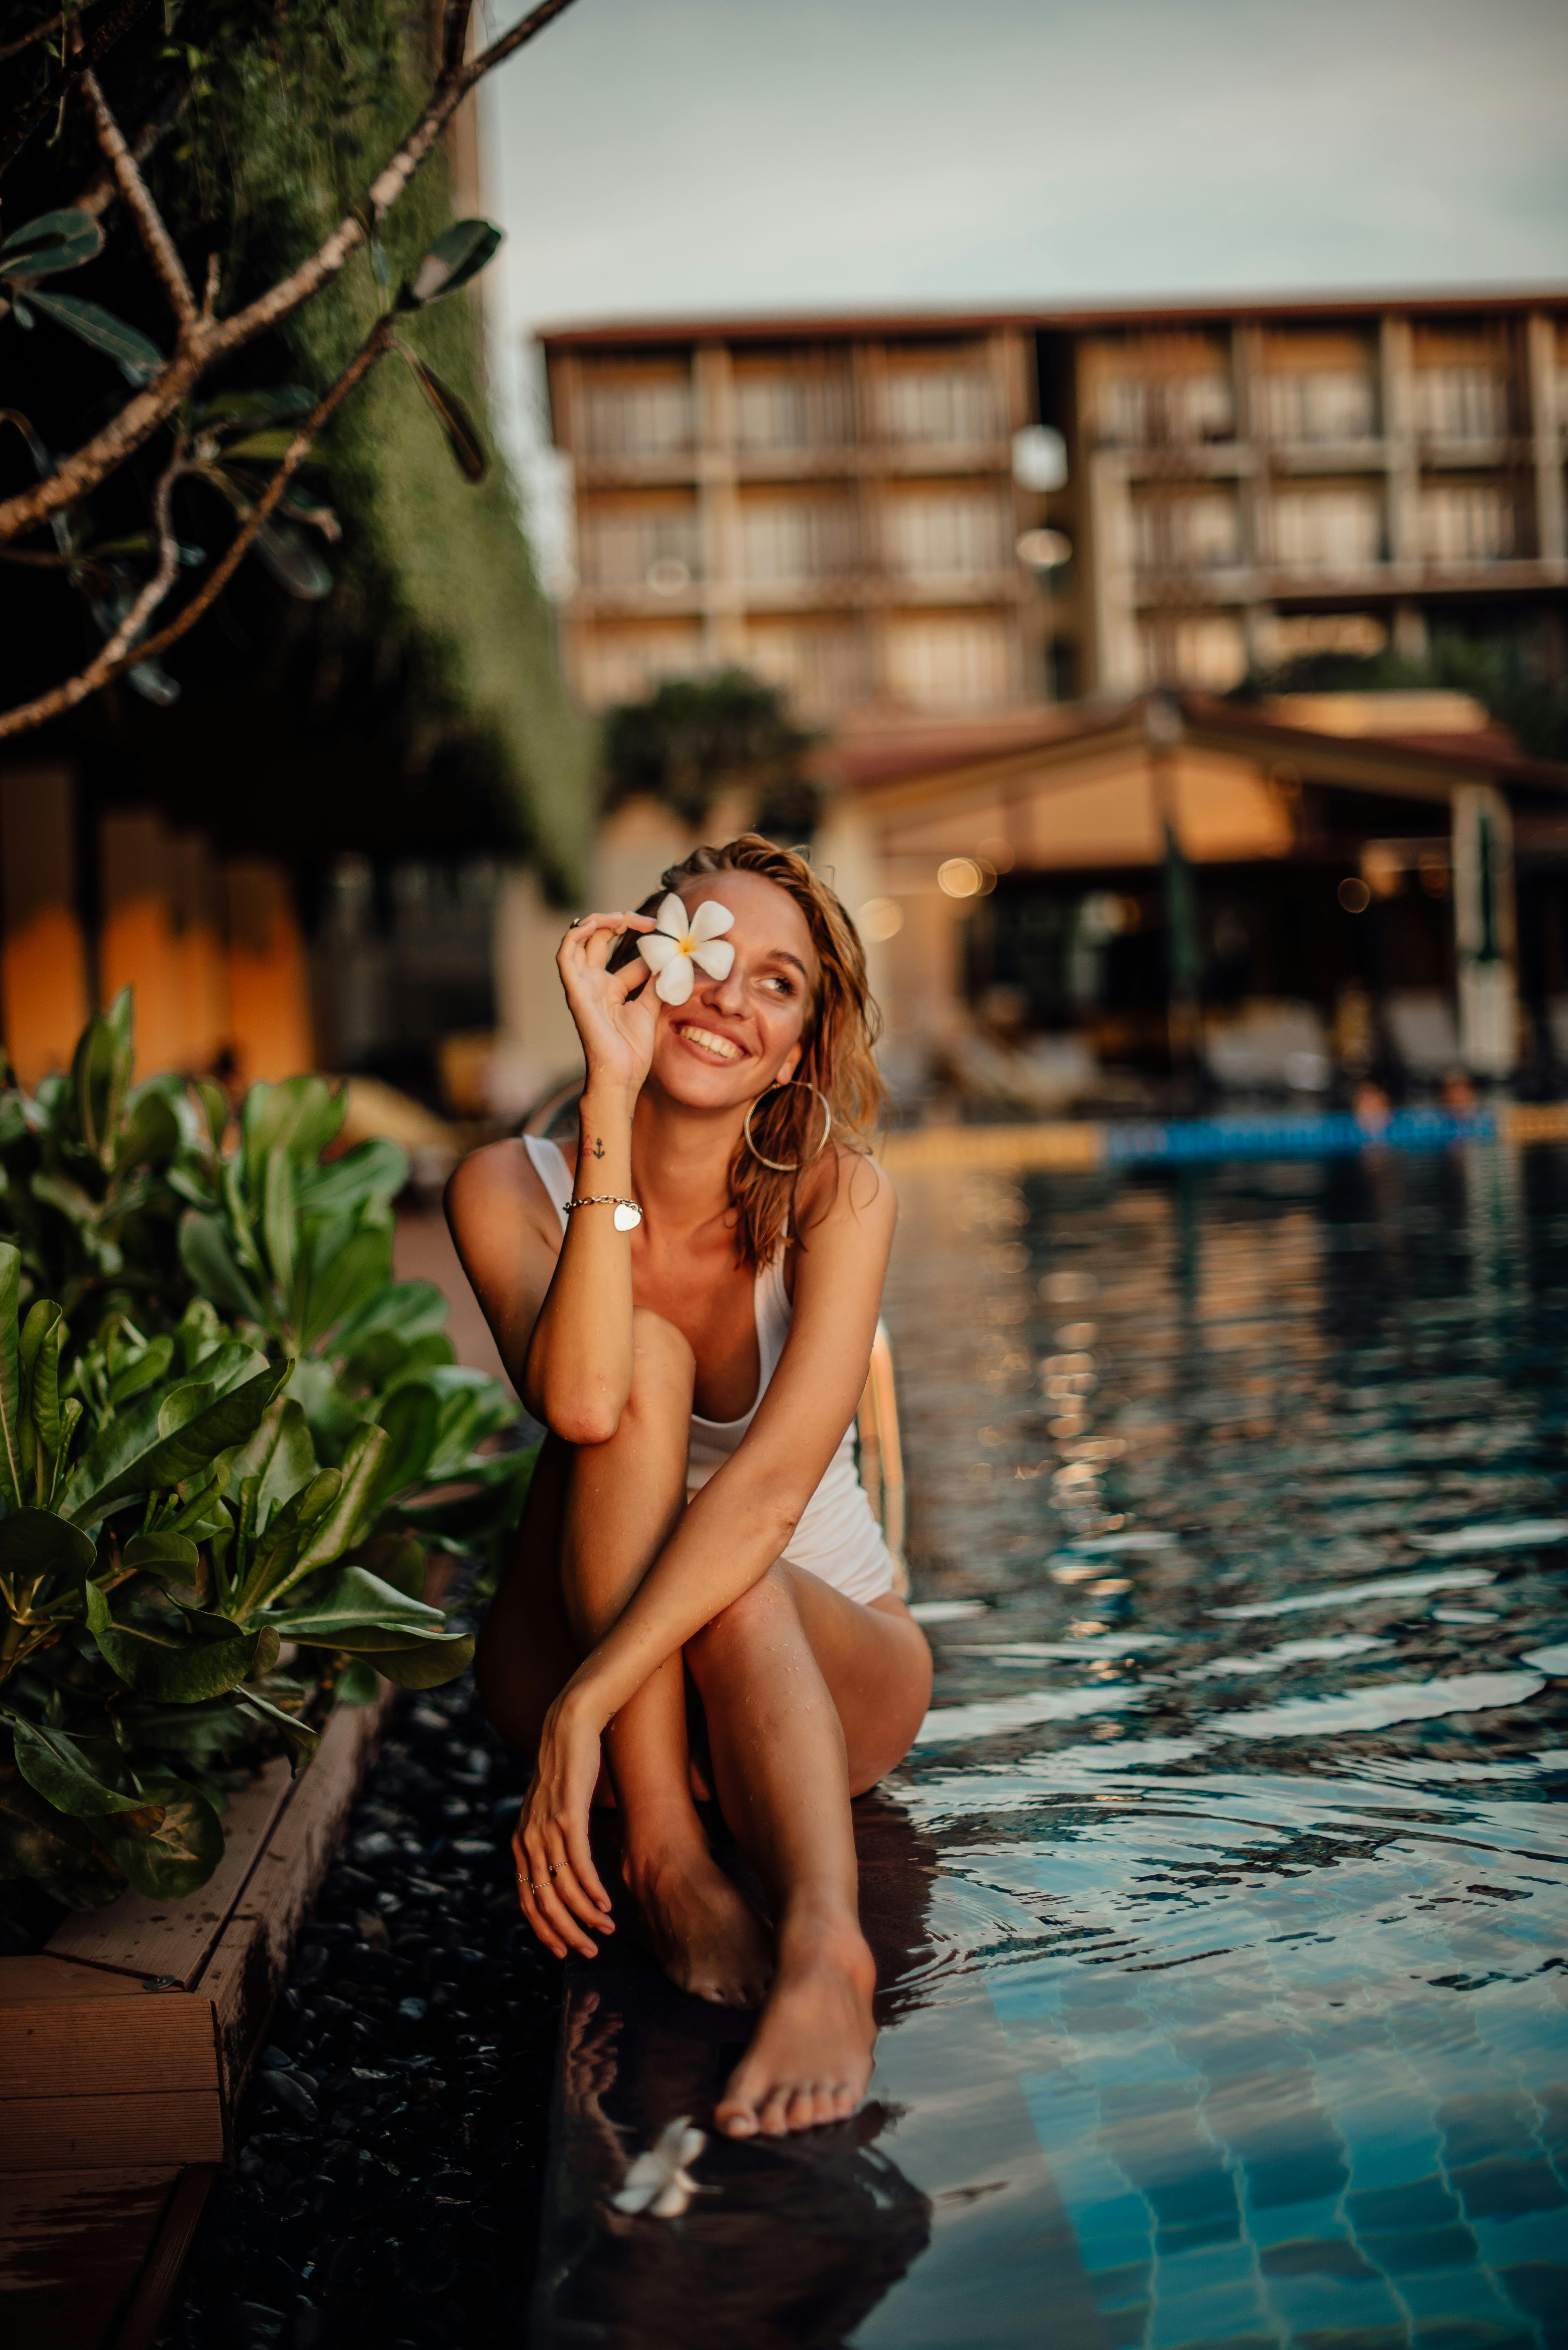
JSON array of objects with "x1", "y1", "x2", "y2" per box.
[
  {"x1": 522, "y1": 1080, "x2": 640, "y2": 1442},
  {"x1": 557, "y1": 1449, "x2": 814, "y2": 1730}
]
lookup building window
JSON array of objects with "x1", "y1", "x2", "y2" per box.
[
  {"x1": 741, "y1": 495, "x2": 860, "y2": 583},
  {"x1": 581, "y1": 378, "x2": 696, "y2": 460},
  {"x1": 1412, "y1": 367, "x2": 1509, "y2": 441},
  {"x1": 1418, "y1": 483, "x2": 1515, "y2": 563},
  {"x1": 1262, "y1": 370, "x2": 1377, "y2": 442},
  {"x1": 577, "y1": 505, "x2": 703, "y2": 591},
  {"x1": 577, "y1": 627, "x2": 706, "y2": 708},
  {"x1": 1259, "y1": 488, "x2": 1383, "y2": 571},
  {"x1": 885, "y1": 489, "x2": 1013, "y2": 577},
  {"x1": 734, "y1": 371, "x2": 854, "y2": 452},
  {"x1": 884, "y1": 615, "x2": 1014, "y2": 706},
  {"x1": 879, "y1": 367, "x2": 1001, "y2": 447},
  {"x1": 1139, "y1": 615, "x2": 1247, "y2": 692},
  {"x1": 743, "y1": 620, "x2": 870, "y2": 713},
  {"x1": 1131, "y1": 490, "x2": 1241, "y2": 574},
  {"x1": 1097, "y1": 373, "x2": 1234, "y2": 446}
]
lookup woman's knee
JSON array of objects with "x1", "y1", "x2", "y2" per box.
[{"x1": 685, "y1": 1564, "x2": 793, "y2": 1680}]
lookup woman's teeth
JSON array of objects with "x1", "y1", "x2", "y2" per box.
[{"x1": 678, "y1": 1025, "x2": 743, "y2": 1062}]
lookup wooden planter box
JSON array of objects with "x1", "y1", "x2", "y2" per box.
[{"x1": 0, "y1": 1690, "x2": 395, "y2": 2350}]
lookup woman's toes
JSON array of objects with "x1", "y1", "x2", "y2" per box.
[
  {"x1": 716, "y1": 2096, "x2": 757, "y2": 2138},
  {"x1": 785, "y1": 2086, "x2": 817, "y2": 2131},
  {"x1": 810, "y1": 2081, "x2": 839, "y2": 2125},
  {"x1": 758, "y1": 2086, "x2": 794, "y2": 2137}
]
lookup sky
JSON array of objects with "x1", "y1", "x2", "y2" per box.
[{"x1": 475, "y1": 0, "x2": 1568, "y2": 574}]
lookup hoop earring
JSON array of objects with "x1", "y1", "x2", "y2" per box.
[{"x1": 742, "y1": 1078, "x2": 833, "y2": 1173}]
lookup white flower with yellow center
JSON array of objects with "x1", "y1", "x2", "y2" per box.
[{"x1": 636, "y1": 894, "x2": 735, "y2": 1005}]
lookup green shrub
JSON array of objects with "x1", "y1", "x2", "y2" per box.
[{"x1": 0, "y1": 997, "x2": 529, "y2": 1920}]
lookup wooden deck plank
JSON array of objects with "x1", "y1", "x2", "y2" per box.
[
  {"x1": 0, "y1": 1993, "x2": 217, "y2": 2103},
  {"x1": 46, "y1": 1758, "x2": 294, "y2": 1987},
  {"x1": 111, "y1": 2166, "x2": 215, "y2": 2350},
  {"x1": 0, "y1": 2093, "x2": 223, "y2": 2173},
  {"x1": 201, "y1": 1691, "x2": 392, "y2": 2106},
  {"x1": 0, "y1": 1959, "x2": 157, "y2": 2003},
  {"x1": 0, "y1": 2167, "x2": 181, "y2": 2293}
]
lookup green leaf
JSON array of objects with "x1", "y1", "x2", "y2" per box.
[
  {"x1": 0, "y1": 1241, "x2": 23, "y2": 1510},
  {"x1": 4, "y1": 1713, "x2": 146, "y2": 1816},
  {"x1": 0, "y1": 207, "x2": 103, "y2": 278},
  {"x1": 196, "y1": 1079, "x2": 228, "y2": 1151},
  {"x1": 62, "y1": 1353, "x2": 288, "y2": 1524},
  {"x1": 109, "y1": 1333, "x2": 176, "y2": 1406},
  {"x1": 366, "y1": 1379, "x2": 440, "y2": 1511},
  {"x1": 334, "y1": 1660, "x2": 381, "y2": 1705},
  {"x1": 123, "y1": 1529, "x2": 200, "y2": 1577},
  {"x1": 269, "y1": 1559, "x2": 444, "y2": 1643},
  {"x1": 241, "y1": 1464, "x2": 341, "y2": 1604},
  {"x1": 233, "y1": 1396, "x2": 318, "y2": 1527},
  {"x1": 20, "y1": 1298, "x2": 63, "y2": 1482},
  {"x1": 196, "y1": 386, "x2": 314, "y2": 430},
  {"x1": 332, "y1": 1277, "x2": 446, "y2": 1354},
  {"x1": 241, "y1": 1076, "x2": 345, "y2": 1192},
  {"x1": 366, "y1": 1634, "x2": 474, "y2": 1689},
  {"x1": 73, "y1": 990, "x2": 134, "y2": 1163},
  {"x1": 260, "y1": 1144, "x2": 296, "y2": 1298},
  {"x1": 299, "y1": 1225, "x2": 392, "y2": 1352},
  {"x1": 351, "y1": 1531, "x2": 427, "y2": 1600},
  {"x1": 0, "y1": 1507, "x2": 95, "y2": 1579},
  {"x1": 273, "y1": 1421, "x2": 389, "y2": 1593},
  {"x1": 115, "y1": 1083, "x2": 182, "y2": 1169},
  {"x1": 214, "y1": 428, "x2": 297, "y2": 462},
  {"x1": 84, "y1": 1581, "x2": 262, "y2": 1702},
  {"x1": 27, "y1": 292, "x2": 163, "y2": 386},
  {"x1": 296, "y1": 1137, "x2": 408, "y2": 1217},
  {"x1": 179, "y1": 1209, "x2": 265, "y2": 1322},
  {"x1": 402, "y1": 217, "x2": 504, "y2": 307},
  {"x1": 253, "y1": 517, "x2": 332, "y2": 600},
  {"x1": 0, "y1": 1767, "x2": 100, "y2": 1889},
  {"x1": 233, "y1": 1687, "x2": 320, "y2": 1768},
  {"x1": 396, "y1": 345, "x2": 486, "y2": 482},
  {"x1": 93, "y1": 1778, "x2": 224, "y2": 1897}
]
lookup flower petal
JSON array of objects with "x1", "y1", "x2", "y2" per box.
[
  {"x1": 638, "y1": 933, "x2": 680, "y2": 972},
  {"x1": 653, "y1": 957, "x2": 695, "y2": 1004},
  {"x1": 690, "y1": 939, "x2": 735, "y2": 980},
  {"x1": 654, "y1": 892, "x2": 689, "y2": 940},
  {"x1": 688, "y1": 899, "x2": 735, "y2": 942}
]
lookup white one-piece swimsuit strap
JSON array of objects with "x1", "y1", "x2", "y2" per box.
[{"x1": 522, "y1": 1134, "x2": 893, "y2": 1605}]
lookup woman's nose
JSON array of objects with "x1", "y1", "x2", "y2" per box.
[{"x1": 704, "y1": 963, "x2": 747, "y2": 1016}]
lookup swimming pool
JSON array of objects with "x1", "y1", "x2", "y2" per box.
[{"x1": 869, "y1": 1140, "x2": 1568, "y2": 2349}]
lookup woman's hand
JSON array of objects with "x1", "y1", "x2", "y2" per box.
[
  {"x1": 511, "y1": 1688, "x2": 615, "y2": 1960},
  {"x1": 556, "y1": 912, "x2": 659, "y2": 1097}
]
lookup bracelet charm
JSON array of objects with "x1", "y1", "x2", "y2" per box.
[{"x1": 565, "y1": 1194, "x2": 643, "y2": 1231}]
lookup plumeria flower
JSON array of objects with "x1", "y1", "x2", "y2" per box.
[
  {"x1": 636, "y1": 894, "x2": 735, "y2": 1005},
  {"x1": 609, "y1": 2117, "x2": 708, "y2": 2218}
]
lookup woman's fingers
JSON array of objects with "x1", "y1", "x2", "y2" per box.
[
  {"x1": 524, "y1": 1822, "x2": 601, "y2": 1959},
  {"x1": 560, "y1": 1810, "x2": 614, "y2": 1915},
  {"x1": 543, "y1": 1819, "x2": 614, "y2": 1932}
]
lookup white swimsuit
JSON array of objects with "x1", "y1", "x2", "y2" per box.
[{"x1": 524, "y1": 1136, "x2": 894, "y2": 1606}]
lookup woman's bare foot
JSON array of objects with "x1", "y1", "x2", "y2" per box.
[
  {"x1": 714, "y1": 1910, "x2": 876, "y2": 2136},
  {"x1": 628, "y1": 1843, "x2": 774, "y2": 2010}
]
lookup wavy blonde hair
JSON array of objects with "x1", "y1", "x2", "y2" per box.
[{"x1": 627, "y1": 834, "x2": 885, "y2": 1265}]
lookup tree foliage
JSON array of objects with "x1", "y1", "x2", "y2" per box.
[{"x1": 601, "y1": 667, "x2": 823, "y2": 840}]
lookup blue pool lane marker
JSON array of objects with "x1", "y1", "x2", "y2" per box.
[{"x1": 1104, "y1": 1107, "x2": 1497, "y2": 1167}]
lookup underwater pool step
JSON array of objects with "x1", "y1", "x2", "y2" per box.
[{"x1": 885, "y1": 1100, "x2": 1568, "y2": 1174}]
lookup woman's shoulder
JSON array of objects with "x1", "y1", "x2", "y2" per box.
[
  {"x1": 445, "y1": 1135, "x2": 574, "y2": 1240},
  {"x1": 795, "y1": 1140, "x2": 896, "y2": 1234}
]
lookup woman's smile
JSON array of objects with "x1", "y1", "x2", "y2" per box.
[{"x1": 675, "y1": 1021, "x2": 749, "y2": 1064}]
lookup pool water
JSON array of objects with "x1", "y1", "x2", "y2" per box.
[{"x1": 876, "y1": 1141, "x2": 1568, "y2": 2349}]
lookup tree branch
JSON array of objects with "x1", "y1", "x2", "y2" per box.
[
  {"x1": 75, "y1": 78, "x2": 186, "y2": 222},
  {"x1": 0, "y1": 317, "x2": 395, "y2": 743},
  {"x1": 0, "y1": 0, "x2": 152, "y2": 181},
  {"x1": 79, "y1": 70, "x2": 197, "y2": 327},
  {"x1": 0, "y1": 0, "x2": 580, "y2": 546},
  {"x1": 0, "y1": 0, "x2": 117, "y2": 69},
  {"x1": 441, "y1": 0, "x2": 474, "y2": 77}
]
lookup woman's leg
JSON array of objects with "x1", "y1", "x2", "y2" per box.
[
  {"x1": 685, "y1": 1566, "x2": 932, "y2": 2137},
  {"x1": 476, "y1": 1309, "x2": 771, "y2": 2006}
]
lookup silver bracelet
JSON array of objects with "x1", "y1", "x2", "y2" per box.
[{"x1": 564, "y1": 1193, "x2": 643, "y2": 1231}]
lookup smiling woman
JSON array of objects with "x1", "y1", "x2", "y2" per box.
[{"x1": 444, "y1": 835, "x2": 931, "y2": 2141}]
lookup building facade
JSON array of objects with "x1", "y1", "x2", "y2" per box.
[{"x1": 540, "y1": 293, "x2": 1568, "y2": 720}]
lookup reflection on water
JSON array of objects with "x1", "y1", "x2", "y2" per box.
[{"x1": 880, "y1": 1142, "x2": 1568, "y2": 2348}]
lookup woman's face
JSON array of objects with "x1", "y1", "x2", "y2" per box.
[{"x1": 645, "y1": 870, "x2": 818, "y2": 1109}]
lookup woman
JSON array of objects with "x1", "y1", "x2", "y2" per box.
[{"x1": 445, "y1": 836, "x2": 931, "y2": 2141}]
